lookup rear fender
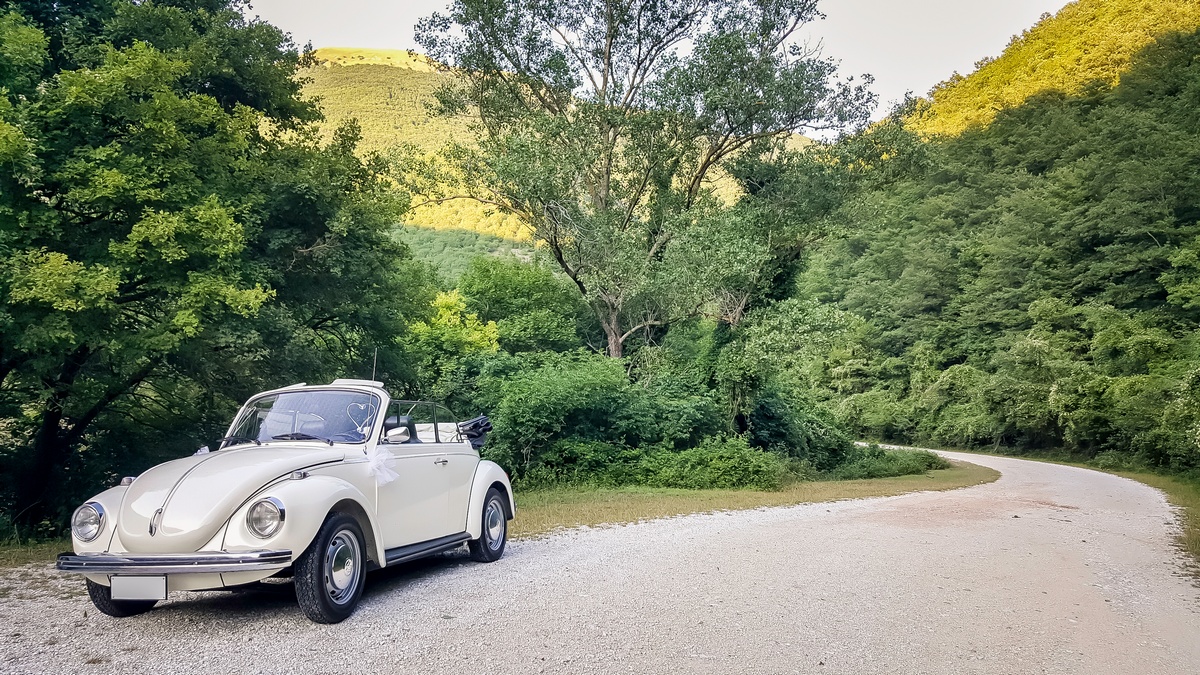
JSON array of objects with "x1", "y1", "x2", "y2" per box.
[
  {"x1": 222, "y1": 476, "x2": 384, "y2": 567},
  {"x1": 466, "y1": 460, "x2": 515, "y2": 540}
]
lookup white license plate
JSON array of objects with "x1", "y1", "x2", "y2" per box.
[{"x1": 110, "y1": 575, "x2": 167, "y2": 601}]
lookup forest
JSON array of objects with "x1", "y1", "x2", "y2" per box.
[{"x1": 1, "y1": 0, "x2": 1198, "y2": 537}]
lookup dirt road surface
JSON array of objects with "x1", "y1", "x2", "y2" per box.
[{"x1": 2, "y1": 452, "x2": 1198, "y2": 674}]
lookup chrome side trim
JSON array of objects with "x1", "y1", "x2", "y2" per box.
[
  {"x1": 56, "y1": 549, "x2": 292, "y2": 574},
  {"x1": 383, "y1": 532, "x2": 470, "y2": 566}
]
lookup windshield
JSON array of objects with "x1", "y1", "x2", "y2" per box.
[{"x1": 228, "y1": 390, "x2": 381, "y2": 446}]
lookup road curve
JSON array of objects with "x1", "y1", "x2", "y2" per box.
[{"x1": 3, "y1": 452, "x2": 1199, "y2": 674}]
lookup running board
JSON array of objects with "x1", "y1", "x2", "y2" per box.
[{"x1": 384, "y1": 532, "x2": 471, "y2": 566}]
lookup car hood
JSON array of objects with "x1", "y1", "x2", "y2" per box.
[{"x1": 116, "y1": 444, "x2": 346, "y2": 553}]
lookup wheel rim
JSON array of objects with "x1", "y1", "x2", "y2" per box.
[
  {"x1": 324, "y1": 528, "x2": 361, "y2": 605},
  {"x1": 485, "y1": 499, "x2": 505, "y2": 551}
]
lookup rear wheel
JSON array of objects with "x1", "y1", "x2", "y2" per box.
[
  {"x1": 468, "y1": 488, "x2": 508, "y2": 562},
  {"x1": 294, "y1": 513, "x2": 366, "y2": 624},
  {"x1": 85, "y1": 579, "x2": 157, "y2": 618}
]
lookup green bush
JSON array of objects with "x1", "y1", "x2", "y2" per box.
[
  {"x1": 511, "y1": 439, "x2": 648, "y2": 490},
  {"x1": 480, "y1": 351, "x2": 660, "y2": 476},
  {"x1": 639, "y1": 436, "x2": 788, "y2": 490},
  {"x1": 829, "y1": 445, "x2": 950, "y2": 480},
  {"x1": 747, "y1": 388, "x2": 853, "y2": 470}
]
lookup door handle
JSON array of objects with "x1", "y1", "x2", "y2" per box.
[{"x1": 434, "y1": 458, "x2": 448, "y2": 466}]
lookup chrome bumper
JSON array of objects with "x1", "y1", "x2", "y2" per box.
[{"x1": 56, "y1": 550, "x2": 292, "y2": 575}]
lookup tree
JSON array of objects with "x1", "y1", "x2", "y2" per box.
[
  {"x1": 415, "y1": 0, "x2": 874, "y2": 356},
  {"x1": 0, "y1": 1, "x2": 429, "y2": 527}
]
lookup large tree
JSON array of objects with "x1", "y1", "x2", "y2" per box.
[
  {"x1": 416, "y1": 0, "x2": 874, "y2": 357},
  {"x1": 0, "y1": 1, "x2": 428, "y2": 526}
]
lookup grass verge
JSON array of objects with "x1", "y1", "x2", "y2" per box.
[
  {"x1": 509, "y1": 459, "x2": 999, "y2": 539},
  {"x1": 0, "y1": 540, "x2": 66, "y2": 568}
]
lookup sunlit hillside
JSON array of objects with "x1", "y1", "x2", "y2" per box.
[
  {"x1": 911, "y1": 0, "x2": 1200, "y2": 136},
  {"x1": 303, "y1": 48, "x2": 530, "y2": 245}
]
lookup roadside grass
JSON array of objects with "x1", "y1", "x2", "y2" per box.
[
  {"x1": 509, "y1": 459, "x2": 999, "y2": 539},
  {"x1": 0, "y1": 539, "x2": 66, "y2": 568}
]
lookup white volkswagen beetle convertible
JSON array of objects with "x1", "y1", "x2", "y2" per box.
[{"x1": 56, "y1": 379, "x2": 513, "y2": 623}]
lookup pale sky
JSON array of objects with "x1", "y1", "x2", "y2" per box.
[{"x1": 245, "y1": 0, "x2": 1072, "y2": 116}]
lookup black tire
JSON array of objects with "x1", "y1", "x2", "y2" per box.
[
  {"x1": 294, "y1": 513, "x2": 367, "y2": 624},
  {"x1": 85, "y1": 579, "x2": 157, "y2": 618},
  {"x1": 468, "y1": 488, "x2": 508, "y2": 563}
]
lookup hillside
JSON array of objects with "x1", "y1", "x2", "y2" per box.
[
  {"x1": 302, "y1": 48, "x2": 531, "y2": 246},
  {"x1": 911, "y1": 0, "x2": 1200, "y2": 136}
]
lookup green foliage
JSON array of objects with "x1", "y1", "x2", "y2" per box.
[
  {"x1": 830, "y1": 445, "x2": 950, "y2": 481},
  {"x1": 639, "y1": 436, "x2": 788, "y2": 491},
  {"x1": 796, "y1": 26, "x2": 1200, "y2": 473},
  {"x1": 747, "y1": 387, "x2": 853, "y2": 470},
  {"x1": 0, "y1": 1, "x2": 437, "y2": 528},
  {"x1": 477, "y1": 351, "x2": 659, "y2": 474},
  {"x1": 457, "y1": 256, "x2": 593, "y2": 353},
  {"x1": 402, "y1": 290, "x2": 498, "y2": 400},
  {"x1": 400, "y1": 227, "x2": 531, "y2": 280}
]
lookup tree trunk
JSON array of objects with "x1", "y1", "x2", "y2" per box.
[
  {"x1": 599, "y1": 307, "x2": 624, "y2": 358},
  {"x1": 15, "y1": 393, "x2": 73, "y2": 526},
  {"x1": 605, "y1": 325, "x2": 623, "y2": 358},
  {"x1": 13, "y1": 346, "x2": 90, "y2": 525}
]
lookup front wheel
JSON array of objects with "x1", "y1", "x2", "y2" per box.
[
  {"x1": 468, "y1": 488, "x2": 508, "y2": 562},
  {"x1": 85, "y1": 579, "x2": 157, "y2": 618},
  {"x1": 294, "y1": 513, "x2": 366, "y2": 624}
]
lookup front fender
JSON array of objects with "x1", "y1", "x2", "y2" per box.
[
  {"x1": 221, "y1": 476, "x2": 384, "y2": 567},
  {"x1": 466, "y1": 460, "x2": 515, "y2": 540}
]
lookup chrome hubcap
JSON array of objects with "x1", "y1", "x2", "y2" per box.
[
  {"x1": 485, "y1": 500, "x2": 505, "y2": 551},
  {"x1": 324, "y1": 529, "x2": 361, "y2": 605}
]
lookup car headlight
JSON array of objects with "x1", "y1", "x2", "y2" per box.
[
  {"x1": 246, "y1": 497, "x2": 285, "y2": 538},
  {"x1": 71, "y1": 502, "x2": 105, "y2": 542}
]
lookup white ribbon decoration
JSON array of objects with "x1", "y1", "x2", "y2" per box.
[{"x1": 365, "y1": 444, "x2": 398, "y2": 485}]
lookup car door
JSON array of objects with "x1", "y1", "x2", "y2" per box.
[
  {"x1": 435, "y1": 404, "x2": 479, "y2": 534},
  {"x1": 375, "y1": 402, "x2": 455, "y2": 548}
]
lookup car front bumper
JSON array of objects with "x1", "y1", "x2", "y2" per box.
[{"x1": 56, "y1": 549, "x2": 293, "y2": 575}]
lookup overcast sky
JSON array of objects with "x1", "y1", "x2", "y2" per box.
[{"x1": 245, "y1": 0, "x2": 1072, "y2": 116}]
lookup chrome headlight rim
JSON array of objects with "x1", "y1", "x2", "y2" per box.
[
  {"x1": 246, "y1": 497, "x2": 285, "y2": 539},
  {"x1": 71, "y1": 502, "x2": 105, "y2": 543}
]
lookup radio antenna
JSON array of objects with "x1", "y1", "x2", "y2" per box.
[{"x1": 371, "y1": 348, "x2": 378, "y2": 381}]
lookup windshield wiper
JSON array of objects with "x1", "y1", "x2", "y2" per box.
[
  {"x1": 271, "y1": 432, "x2": 334, "y2": 446},
  {"x1": 216, "y1": 436, "x2": 261, "y2": 447}
]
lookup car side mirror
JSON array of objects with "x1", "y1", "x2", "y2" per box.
[{"x1": 384, "y1": 427, "x2": 410, "y2": 444}]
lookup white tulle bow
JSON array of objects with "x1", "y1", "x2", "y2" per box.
[{"x1": 365, "y1": 445, "x2": 398, "y2": 485}]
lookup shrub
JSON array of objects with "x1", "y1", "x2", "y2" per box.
[
  {"x1": 639, "y1": 436, "x2": 788, "y2": 490},
  {"x1": 747, "y1": 388, "x2": 853, "y2": 470},
  {"x1": 829, "y1": 445, "x2": 950, "y2": 480},
  {"x1": 480, "y1": 351, "x2": 659, "y2": 477}
]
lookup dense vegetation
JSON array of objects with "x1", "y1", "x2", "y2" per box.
[
  {"x1": 800, "y1": 27, "x2": 1200, "y2": 474},
  {"x1": 0, "y1": 0, "x2": 435, "y2": 535},
  {"x1": 401, "y1": 227, "x2": 531, "y2": 281}
]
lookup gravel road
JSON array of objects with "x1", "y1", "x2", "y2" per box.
[{"x1": 3, "y1": 452, "x2": 1198, "y2": 674}]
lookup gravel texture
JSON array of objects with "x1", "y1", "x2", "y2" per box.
[{"x1": 2, "y1": 451, "x2": 1198, "y2": 674}]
